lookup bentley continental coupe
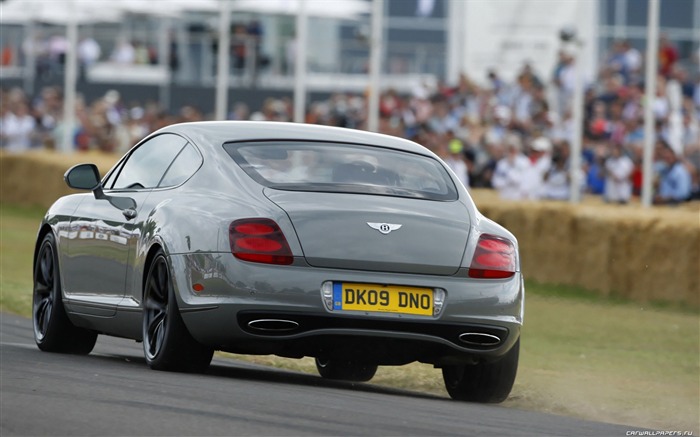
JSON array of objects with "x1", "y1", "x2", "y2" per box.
[{"x1": 33, "y1": 121, "x2": 524, "y2": 402}]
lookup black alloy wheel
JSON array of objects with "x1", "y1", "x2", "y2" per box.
[
  {"x1": 142, "y1": 251, "x2": 213, "y2": 372},
  {"x1": 33, "y1": 233, "x2": 97, "y2": 354},
  {"x1": 442, "y1": 338, "x2": 520, "y2": 403}
]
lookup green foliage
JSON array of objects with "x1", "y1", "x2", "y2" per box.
[
  {"x1": 0, "y1": 204, "x2": 42, "y2": 316},
  {"x1": 526, "y1": 280, "x2": 699, "y2": 314}
]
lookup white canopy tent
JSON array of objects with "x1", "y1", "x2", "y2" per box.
[
  {"x1": 0, "y1": 0, "x2": 221, "y2": 152},
  {"x1": 212, "y1": 0, "x2": 372, "y2": 122},
  {"x1": 1, "y1": 0, "x2": 124, "y2": 25},
  {"x1": 232, "y1": 0, "x2": 370, "y2": 16},
  {"x1": 118, "y1": 0, "x2": 219, "y2": 17}
]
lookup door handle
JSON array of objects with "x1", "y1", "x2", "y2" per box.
[{"x1": 122, "y1": 208, "x2": 137, "y2": 220}]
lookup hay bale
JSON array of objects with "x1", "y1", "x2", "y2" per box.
[
  {"x1": 471, "y1": 189, "x2": 699, "y2": 308},
  {"x1": 569, "y1": 208, "x2": 614, "y2": 293},
  {"x1": 607, "y1": 214, "x2": 652, "y2": 300},
  {"x1": 528, "y1": 202, "x2": 577, "y2": 285},
  {"x1": 642, "y1": 217, "x2": 699, "y2": 306},
  {"x1": 0, "y1": 150, "x2": 118, "y2": 209}
]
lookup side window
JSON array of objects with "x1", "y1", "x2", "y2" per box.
[
  {"x1": 112, "y1": 134, "x2": 187, "y2": 190},
  {"x1": 101, "y1": 158, "x2": 126, "y2": 190},
  {"x1": 159, "y1": 143, "x2": 202, "y2": 188}
]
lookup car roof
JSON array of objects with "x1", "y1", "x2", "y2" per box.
[{"x1": 160, "y1": 121, "x2": 432, "y2": 156}]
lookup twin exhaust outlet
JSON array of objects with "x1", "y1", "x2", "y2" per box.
[{"x1": 246, "y1": 318, "x2": 502, "y2": 347}]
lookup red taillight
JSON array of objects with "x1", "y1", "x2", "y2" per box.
[
  {"x1": 468, "y1": 234, "x2": 516, "y2": 279},
  {"x1": 229, "y1": 219, "x2": 293, "y2": 265}
]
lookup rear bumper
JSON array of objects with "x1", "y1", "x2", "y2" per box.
[{"x1": 169, "y1": 252, "x2": 523, "y2": 364}]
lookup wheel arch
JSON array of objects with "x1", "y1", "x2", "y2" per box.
[
  {"x1": 33, "y1": 224, "x2": 55, "y2": 268},
  {"x1": 141, "y1": 242, "x2": 164, "y2": 299}
]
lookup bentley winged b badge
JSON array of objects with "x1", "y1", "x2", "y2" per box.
[{"x1": 367, "y1": 222, "x2": 403, "y2": 235}]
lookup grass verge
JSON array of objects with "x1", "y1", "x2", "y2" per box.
[{"x1": 2, "y1": 204, "x2": 698, "y2": 433}]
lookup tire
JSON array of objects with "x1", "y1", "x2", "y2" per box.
[
  {"x1": 315, "y1": 357, "x2": 378, "y2": 382},
  {"x1": 33, "y1": 233, "x2": 97, "y2": 354},
  {"x1": 442, "y1": 338, "x2": 520, "y2": 403},
  {"x1": 142, "y1": 251, "x2": 213, "y2": 372}
]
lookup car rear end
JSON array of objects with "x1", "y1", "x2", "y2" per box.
[{"x1": 173, "y1": 137, "x2": 523, "y2": 368}]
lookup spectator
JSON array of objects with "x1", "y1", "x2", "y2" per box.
[
  {"x1": 587, "y1": 101, "x2": 611, "y2": 141},
  {"x1": 441, "y1": 135, "x2": 469, "y2": 188},
  {"x1": 475, "y1": 136, "x2": 505, "y2": 188},
  {"x1": 553, "y1": 49, "x2": 576, "y2": 116},
  {"x1": 492, "y1": 134, "x2": 530, "y2": 200},
  {"x1": 231, "y1": 24, "x2": 249, "y2": 71},
  {"x1": 78, "y1": 36, "x2": 101, "y2": 70},
  {"x1": 654, "y1": 141, "x2": 692, "y2": 204},
  {"x1": 168, "y1": 31, "x2": 180, "y2": 73},
  {"x1": 48, "y1": 34, "x2": 67, "y2": 72},
  {"x1": 521, "y1": 136, "x2": 553, "y2": 199},
  {"x1": 22, "y1": 31, "x2": 50, "y2": 79},
  {"x1": 604, "y1": 143, "x2": 634, "y2": 204},
  {"x1": 1, "y1": 44, "x2": 15, "y2": 66},
  {"x1": 247, "y1": 19, "x2": 267, "y2": 81},
  {"x1": 542, "y1": 149, "x2": 570, "y2": 200},
  {"x1": 1, "y1": 99, "x2": 36, "y2": 152},
  {"x1": 685, "y1": 140, "x2": 700, "y2": 200},
  {"x1": 511, "y1": 73, "x2": 535, "y2": 132},
  {"x1": 484, "y1": 105, "x2": 512, "y2": 146},
  {"x1": 604, "y1": 40, "x2": 629, "y2": 82},
  {"x1": 658, "y1": 34, "x2": 679, "y2": 78},
  {"x1": 110, "y1": 38, "x2": 135, "y2": 65},
  {"x1": 622, "y1": 40, "x2": 642, "y2": 83},
  {"x1": 586, "y1": 150, "x2": 607, "y2": 195},
  {"x1": 133, "y1": 40, "x2": 150, "y2": 65}
]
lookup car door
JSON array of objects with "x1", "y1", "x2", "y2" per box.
[
  {"x1": 119, "y1": 141, "x2": 204, "y2": 310},
  {"x1": 62, "y1": 133, "x2": 189, "y2": 317}
]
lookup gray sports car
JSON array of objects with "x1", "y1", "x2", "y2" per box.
[{"x1": 33, "y1": 121, "x2": 523, "y2": 403}]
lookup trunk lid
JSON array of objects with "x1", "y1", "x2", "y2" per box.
[{"x1": 265, "y1": 190, "x2": 470, "y2": 275}]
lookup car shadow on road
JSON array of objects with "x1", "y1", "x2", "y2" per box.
[
  {"x1": 88, "y1": 345, "x2": 447, "y2": 403},
  {"x1": 205, "y1": 359, "x2": 447, "y2": 402}
]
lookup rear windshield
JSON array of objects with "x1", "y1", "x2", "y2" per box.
[{"x1": 224, "y1": 141, "x2": 458, "y2": 201}]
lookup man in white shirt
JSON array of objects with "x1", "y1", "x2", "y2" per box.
[
  {"x1": 521, "y1": 136, "x2": 553, "y2": 200},
  {"x1": 1, "y1": 101, "x2": 36, "y2": 152},
  {"x1": 492, "y1": 134, "x2": 530, "y2": 200},
  {"x1": 604, "y1": 143, "x2": 634, "y2": 203}
]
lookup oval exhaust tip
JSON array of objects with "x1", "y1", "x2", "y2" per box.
[
  {"x1": 247, "y1": 319, "x2": 299, "y2": 332},
  {"x1": 459, "y1": 332, "x2": 501, "y2": 347}
]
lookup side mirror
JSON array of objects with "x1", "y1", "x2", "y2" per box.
[
  {"x1": 63, "y1": 163, "x2": 138, "y2": 219},
  {"x1": 64, "y1": 164, "x2": 101, "y2": 190}
]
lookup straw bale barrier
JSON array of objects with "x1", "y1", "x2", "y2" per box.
[
  {"x1": 0, "y1": 150, "x2": 118, "y2": 208},
  {"x1": 2, "y1": 151, "x2": 699, "y2": 308},
  {"x1": 471, "y1": 191, "x2": 699, "y2": 308}
]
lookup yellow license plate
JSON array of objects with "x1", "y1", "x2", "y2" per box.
[{"x1": 333, "y1": 282, "x2": 433, "y2": 316}]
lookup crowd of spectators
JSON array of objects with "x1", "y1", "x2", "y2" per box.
[{"x1": 2, "y1": 38, "x2": 699, "y2": 205}]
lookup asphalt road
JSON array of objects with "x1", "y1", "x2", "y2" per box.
[{"x1": 1, "y1": 312, "x2": 637, "y2": 436}]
